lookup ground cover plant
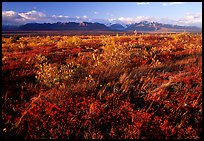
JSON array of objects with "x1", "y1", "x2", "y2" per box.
[{"x1": 2, "y1": 32, "x2": 202, "y2": 139}]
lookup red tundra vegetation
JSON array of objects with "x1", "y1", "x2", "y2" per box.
[{"x1": 2, "y1": 32, "x2": 202, "y2": 139}]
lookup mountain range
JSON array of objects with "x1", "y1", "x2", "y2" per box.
[{"x1": 2, "y1": 21, "x2": 202, "y2": 32}]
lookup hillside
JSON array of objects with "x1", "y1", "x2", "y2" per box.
[{"x1": 2, "y1": 33, "x2": 202, "y2": 139}]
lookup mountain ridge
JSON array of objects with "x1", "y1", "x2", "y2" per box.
[{"x1": 2, "y1": 21, "x2": 201, "y2": 32}]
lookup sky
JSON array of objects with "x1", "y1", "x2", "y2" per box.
[{"x1": 2, "y1": 2, "x2": 202, "y2": 27}]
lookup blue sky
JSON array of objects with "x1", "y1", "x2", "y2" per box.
[{"x1": 2, "y1": 2, "x2": 202, "y2": 27}]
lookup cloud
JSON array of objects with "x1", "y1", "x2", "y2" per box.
[
  {"x1": 176, "y1": 13, "x2": 202, "y2": 27},
  {"x1": 118, "y1": 17, "x2": 134, "y2": 24},
  {"x1": 162, "y1": 2, "x2": 184, "y2": 6},
  {"x1": 108, "y1": 14, "x2": 202, "y2": 28},
  {"x1": 2, "y1": 10, "x2": 202, "y2": 28},
  {"x1": 94, "y1": 11, "x2": 98, "y2": 14},
  {"x1": 2, "y1": 10, "x2": 21, "y2": 19},
  {"x1": 112, "y1": 16, "x2": 156, "y2": 24},
  {"x1": 155, "y1": 13, "x2": 202, "y2": 27},
  {"x1": 2, "y1": 10, "x2": 47, "y2": 25},
  {"x1": 50, "y1": 15, "x2": 69, "y2": 23},
  {"x1": 137, "y1": 2, "x2": 150, "y2": 5},
  {"x1": 76, "y1": 16, "x2": 80, "y2": 19},
  {"x1": 18, "y1": 10, "x2": 45, "y2": 20}
]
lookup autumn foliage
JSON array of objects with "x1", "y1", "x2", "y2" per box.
[{"x1": 2, "y1": 32, "x2": 202, "y2": 139}]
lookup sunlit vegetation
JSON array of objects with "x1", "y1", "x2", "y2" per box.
[{"x1": 2, "y1": 32, "x2": 202, "y2": 139}]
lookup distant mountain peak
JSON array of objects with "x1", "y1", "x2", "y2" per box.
[
  {"x1": 125, "y1": 21, "x2": 201, "y2": 32},
  {"x1": 109, "y1": 23, "x2": 125, "y2": 30}
]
